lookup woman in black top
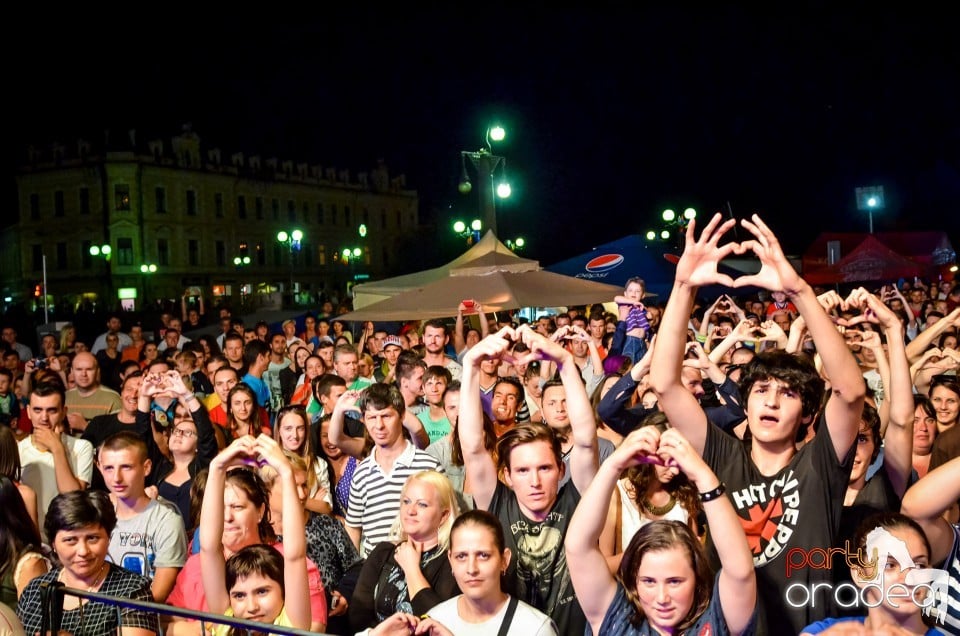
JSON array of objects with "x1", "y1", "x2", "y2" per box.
[{"x1": 349, "y1": 470, "x2": 461, "y2": 631}]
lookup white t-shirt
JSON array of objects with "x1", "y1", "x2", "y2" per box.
[
  {"x1": 18, "y1": 434, "x2": 94, "y2": 540},
  {"x1": 108, "y1": 497, "x2": 187, "y2": 579},
  {"x1": 425, "y1": 595, "x2": 557, "y2": 636}
]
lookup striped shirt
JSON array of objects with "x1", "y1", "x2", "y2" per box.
[
  {"x1": 937, "y1": 524, "x2": 960, "y2": 634},
  {"x1": 345, "y1": 441, "x2": 440, "y2": 556}
]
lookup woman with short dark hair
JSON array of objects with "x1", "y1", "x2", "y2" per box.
[{"x1": 16, "y1": 490, "x2": 158, "y2": 636}]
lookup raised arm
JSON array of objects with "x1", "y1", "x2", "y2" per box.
[
  {"x1": 735, "y1": 215, "x2": 865, "y2": 459},
  {"x1": 519, "y1": 325, "x2": 598, "y2": 493},
  {"x1": 658, "y1": 428, "x2": 756, "y2": 634},
  {"x1": 459, "y1": 329, "x2": 515, "y2": 510},
  {"x1": 454, "y1": 304, "x2": 467, "y2": 354},
  {"x1": 905, "y1": 307, "x2": 960, "y2": 364},
  {"x1": 565, "y1": 427, "x2": 661, "y2": 634},
  {"x1": 901, "y1": 455, "x2": 960, "y2": 565},
  {"x1": 650, "y1": 213, "x2": 738, "y2": 454},
  {"x1": 874, "y1": 296, "x2": 914, "y2": 499},
  {"x1": 199, "y1": 437, "x2": 258, "y2": 615},
  {"x1": 256, "y1": 435, "x2": 311, "y2": 630},
  {"x1": 329, "y1": 390, "x2": 368, "y2": 459}
]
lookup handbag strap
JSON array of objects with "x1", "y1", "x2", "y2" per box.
[{"x1": 495, "y1": 595, "x2": 520, "y2": 636}]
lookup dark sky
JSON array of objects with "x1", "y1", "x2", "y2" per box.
[{"x1": 8, "y1": 8, "x2": 960, "y2": 268}]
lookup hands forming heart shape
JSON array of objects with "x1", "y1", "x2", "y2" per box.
[{"x1": 473, "y1": 325, "x2": 572, "y2": 370}]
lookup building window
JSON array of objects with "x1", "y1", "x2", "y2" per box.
[
  {"x1": 56, "y1": 243, "x2": 68, "y2": 270},
  {"x1": 215, "y1": 241, "x2": 226, "y2": 267},
  {"x1": 215, "y1": 193, "x2": 224, "y2": 218},
  {"x1": 54, "y1": 191, "x2": 65, "y2": 217},
  {"x1": 302, "y1": 202, "x2": 309, "y2": 223},
  {"x1": 287, "y1": 200, "x2": 296, "y2": 222},
  {"x1": 81, "y1": 240, "x2": 93, "y2": 269},
  {"x1": 303, "y1": 242, "x2": 313, "y2": 267},
  {"x1": 318, "y1": 245, "x2": 326, "y2": 266},
  {"x1": 30, "y1": 194, "x2": 40, "y2": 220},
  {"x1": 331, "y1": 204, "x2": 337, "y2": 225},
  {"x1": 155, "y1": 187, "x2": 167, "y2": 213},
  {"x1": 117, "y1": 238, "x2": 134, "y2": 266},
  {"x1": 158, "y1": 239, "x2": 170, "y2": 266},
  {"x1": 256, "y1": 242, "x2": 266, "y2": 266},
  {"x1": 344, "y1": 205, "x2": 351, "y2": 227},
  {"x1": 256, "y1": 197, "x2": 264, "y2": 220},
  {"x1": 382, "y1": 246, "x2": 390, "y2": 268},
  {"x1": 272, "y1": 199, "x2": 279, "y2": 221},
  {"x1": 31, "y1": 244, "x2": 43, "y2": 271},
  {"x1": 396, "y1": 210, "x2": 401, "y2": 227},
  {"x1": 238, "y1": 195, "x2": 247, "y2": 219},
  {"x1": 186, "y1": 190, "x2": 197, "y2": 216},
  {"x1": 317, "y1": 203, "x2": 324, "y2": 224},
  {"x1": 363, "y1": 208, "x2": 369, "y2": 224},
  {"x1": 115, "y1": 184, "x2": 131, "y2": 211},
  {"x1": 381, "y1": 210, "x2": 387, "y2": 230},
  {"x1": 79, "y1": 188, "x2": 90, "y2": 215},
  {"x1": 188, "y1": 240, "x2": 199, "y2": 266}
]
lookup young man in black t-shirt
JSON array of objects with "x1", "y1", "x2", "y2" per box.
[
  {"x1": 460, "y1": 325, "x2": 599, "y2": 636},
  {"x1": 649, "y1": 214, "x2": 865, "y2": 635}
]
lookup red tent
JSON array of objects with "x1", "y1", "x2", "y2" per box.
[{"x1": 804, "y1": 235, "x2": 924, "y2": 284}]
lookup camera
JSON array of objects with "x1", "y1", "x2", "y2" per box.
[{"x1": 31, "y1": 357, "x2": 47, "y2": 370}]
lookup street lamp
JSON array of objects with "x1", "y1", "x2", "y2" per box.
[
  {"x1": 453, "y1": 219, "x2": 483, "y2": 245},
  {"x1": 139, "y1": 263, "x2": 157, "y2": 309},
  {"x1": 645, "y1": 208, "x2": 697, "y2": 244},
  {"x1": 505, "y1": 237, "x2": 526, "y2": 251},
  {"x1": 89, "y1": 244, "x2": 112, "y2": 260},
  {"x1": 855, "y1": 186, "x2": 884, "y2": 234},
  {"x1": 277, "y1": 229, "x2": 304, "y2": 304},
  {"x1": 459, "y1": 125, "x2": 511, "y2": 236}
]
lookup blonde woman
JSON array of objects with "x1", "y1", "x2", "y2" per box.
[{"x1": 349, "y1": 470, "x2": 460, "y2": 632}]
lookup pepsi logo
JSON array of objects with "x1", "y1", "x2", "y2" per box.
[{"x1": 585, "y1": 254, "x2": 624, "y2": 273}]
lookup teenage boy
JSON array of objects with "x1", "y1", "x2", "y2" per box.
[
  {"x1": 418, "y1": 366, "x2": 452, "y2": 445},
  {"x1": 460, "y1": 325, "x2": 599, "y2": 636},
  {"x1": 98, "y1": 431, "x2": 187, "y2": 602},
  {"x1": 240, "y1": 339, "x2": 271, "y2": 409},
  {"x1": 331, "y1": 383, "x2": 439, "y2": 556},
  {"x1": 649, "y1": 214, "x2": 865, "y2": 635}
]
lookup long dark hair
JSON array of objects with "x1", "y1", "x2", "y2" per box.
[
  {"x1": 618, "y1": 520, "x2": 713, "y2": 631},
  {"x1": 0, "y1": 475, "x2": 42, "y2": 582},
  {"x1": 622, "y1": 413, "x2": 700, "y2": 524},
  {"x1": 224, "y1": 467, "x2": 276, "y2": 544},
  {"x1": 0, "y1": 426, "x2": 23, "y2": 481}
]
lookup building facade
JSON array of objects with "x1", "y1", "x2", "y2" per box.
[{"x1": 3, "y1": 129, "x2": 419, "y2": 313}]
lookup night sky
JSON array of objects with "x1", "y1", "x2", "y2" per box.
[{"x1": 8, "y1": 8, "x2": 959, "y2": 271}]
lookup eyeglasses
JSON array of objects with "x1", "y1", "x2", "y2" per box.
[{"x1": 171, "y1": 428, "x2": 197, "y2": 438}]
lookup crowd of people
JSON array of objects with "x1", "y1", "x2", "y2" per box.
[{"x1": 2, "y1": 214, "x2": 960, "y2": 635}]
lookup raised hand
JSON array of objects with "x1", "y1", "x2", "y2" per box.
[
  {"x1": 463, "y1": 326, "x2": 516, "y2": 367},
  {"x1": 675, "y1": 213, "x2": 739, "y2": 288},
  {"x1": 733, "y1": 214, "x2": 803, "y2": 294}
]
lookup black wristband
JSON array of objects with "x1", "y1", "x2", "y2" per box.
[{"x1": 699, "y1": 483, "x2": 726, "y2": 502}]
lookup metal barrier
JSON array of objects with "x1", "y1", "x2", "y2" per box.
[{"x1": 37, "y1": 581, "x2": 327, "y2": 635}]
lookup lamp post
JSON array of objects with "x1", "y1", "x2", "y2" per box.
[
  {"x1": 277, "y1": 229, "x2": 304, "y2": 306},
  {"x1": 453, "y1": 219, "x2": 483, "y2": 245},
  {"x1": 855, "y1": 186, "x2": 884, "y2": 234},
  {"x1": 459, "y1": 125, "x2": 511, "y2": 237},
  {"x1": 645, "y1": 208, "x2": 697, "y2": 249},
  {"x1": 505, "y1": 237, "x2": 526, "y2": 252},
  {"x1": 89, "y1": 243, "x2": 114, "y2": 308},
  {"x1": 139, "y1": 263, "x2": 157, "y2": 310}
]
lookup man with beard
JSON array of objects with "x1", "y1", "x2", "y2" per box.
[{"x1": 421, "y1": 319, "x2": 462, "y2": 381}]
